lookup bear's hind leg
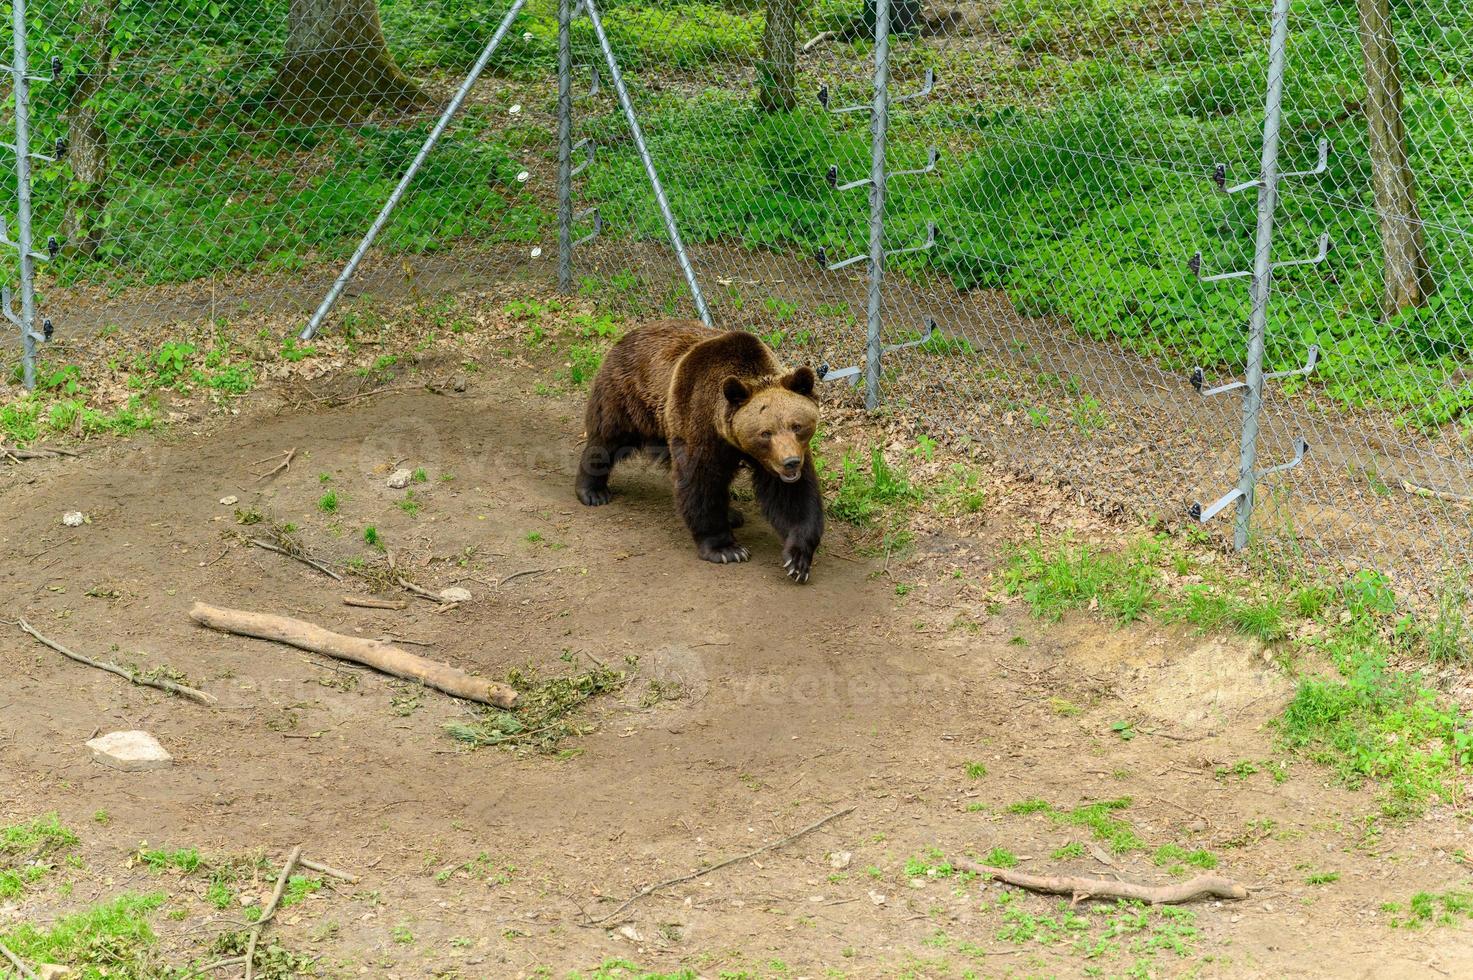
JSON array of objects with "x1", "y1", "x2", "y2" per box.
[{"x1": 577, "y1": 432, "x2": 640, "y2": 506}]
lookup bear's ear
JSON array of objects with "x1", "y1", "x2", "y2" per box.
[
  {"x1": 722, "y1": 376, "x2": 752, "y2": 407},
  {"x1": 780, "y1": 366, "x2": 817, "y2": 399}
]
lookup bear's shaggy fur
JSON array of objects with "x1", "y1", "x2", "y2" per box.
[{"x1": 575, "y1": 320, "x2": 824, "y2": 582}]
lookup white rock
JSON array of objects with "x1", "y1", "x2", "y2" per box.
[
  {"x1": 439, "y1": 587, "x2": 472, "y2": 604},
  {"x1": 86, "y1": 731, "x2": 172, "y2": 771},
  {"x1": 37, "y1": 966, "x2": 71, "y2": 980},
  {"x1": 868, "y1": 890, "x2": 887, "y2": 906},
  {"x1": 386, "y1": 468, "x2": 413, "y2": 489},
  {"x1": 827, "y1": 850, "x2": 853, "y2": 870},
  {"x1": 61, "y1": 511, "x2": 86, "y2": 527},
  {"x1": 616, "y1": 925, "x2": 642, "y2": 943},
  {"x1": 219, "y1": 495, "x2": 239, "y2": 506}
]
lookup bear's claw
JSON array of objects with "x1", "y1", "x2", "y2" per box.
[
  {"x1": 576, "y1": 486, "x2": 612, "y2": 506},
  {"x1": 782, "y1": 548, "x2": 814, "y2": 584},
  {"x1": 700, "y1": 543, "x2": 750, "y2": 564}
]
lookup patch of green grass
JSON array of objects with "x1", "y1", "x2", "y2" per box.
[
  {"x1": 1166, "y1": 586, "x2": 1289, "y2": 644},
  {"x1": 446, "y1": 656, "x2": 632, "y2": 752},
  {"x1": 0, "y1": 893, "x2": 166, "y2": 978},
  {"x1": 411, "y1": 467, "x2": 429, "y2": 483},
  {"x1": 829, "y1": 446, "x2": 924, "y2": 527},
  {"x1": 981, "y1": 847, "x2": 1019, "y2": 869},
  {"x1": 964, "y1": 761, "x2": 987, "y2": 780},
  {"x1": 317, "y1": 490, "x2": 339, "y2": 514},
  {"x1": 282, "y1": 874, "x2": 323, "y2": 907},
  {"x1": 363, "y1": 526, "x2": 383, "y2": 550},
  {"x1": 1009, "y1": 798, "x2": 1144, "y2": 855},
  {"x1": 398, "y1": 491, "x2": 421, "y2": 516},
  {"x1": 1002, "y1": 537, "x2": 1160, "y2": 625},
  {"x1": 1050, "y1": 842, "x2": 1086, "y2": 860},
  {"x1": 1305, "y1": 871, "x2": 1339, "y2": 885},
  {"x1": 1152, "y1": 843, "x2": 1218, "y2": 876},
  {"x1": 1, "y1": 814, "x2": 79, "y2": 899},
  {"x1": 904, "y1": 846, "x2": 965, "y2": 879},
  {"x1": 1383, "y1": 890, "x2": 1473, "y2": 929},
  {"x1": 132, "y1": 846, "x2": 202, "y2": 874}
]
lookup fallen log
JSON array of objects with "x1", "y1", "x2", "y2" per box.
[
  {"x1": 951, "y1": 857, "x2": 1249, "y2": 905},
  {"x1": 188, "y1": 602, "x2": 516, "y2": 708}
]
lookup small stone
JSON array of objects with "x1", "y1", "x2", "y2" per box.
[
  {"x1": 439, "y1": 587, "x2": 472, "y2": 604},
  {"x1": 452, "y1": 375, "x2": 468, "y2": 393},
  {"x1": 827, "y1": 850, "x2": 853, "y2": 870},
  {"x1": 386, "y1": 468, "x2": 414, "y2": 489},
  {"x1": 868, "y1": 890, "x2": 887, "y2": 906},
  {"x1": 219, "y1": 495, "x2": 239, "y2": 506},
  {"x1": 908, "y1": 878, "x2": 927, "y2": 889},
  {"x1": 37, "y1": 966, "x2": 71, "y2": 980},
  {"x1": 61, "y1": 511, "x2": 86, "y2": 527},
  {"x1": 85, "y1": 731, "x2": 172, "y2": 771},
  {"x1": 616, "y1": 925, "x2": 642, "y2": 943}
]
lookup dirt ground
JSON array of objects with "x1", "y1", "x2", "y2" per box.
[{"x1": 3, "y1": 303, "x2": 1473, "y2": 979}]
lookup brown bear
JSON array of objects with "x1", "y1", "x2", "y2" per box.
[{"x1": 575, "y1": 320, "x2": 824, "y2": 583}]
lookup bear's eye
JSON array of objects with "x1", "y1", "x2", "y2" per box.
[{"x1": 760, "y1": 430, "x2": 772, "y2": 440}]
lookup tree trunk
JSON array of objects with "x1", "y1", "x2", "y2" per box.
[
  {"x1": 758, "y1": 0, "x2": 805, "y2": 113},
  {"x1": 1357, "y1": 0, "x2": 1433, "y2": 318},
  {"x1": 62, "y1": 1, "x2": 113, "y2": 260},
  {"x1": 271, "y1": 0, "x2": 426, "y2": 122}
]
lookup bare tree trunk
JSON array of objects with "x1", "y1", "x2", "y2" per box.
[
  {"x1": 758, "y1": 0, "x2": 805, "y2": 113},
  {"x1": 271, "y1": 0, "x2": 426, "y2": 121},
  {"x1": 62, "y1": 1, "x2": 113, "y2": 259},
  {"x1": 1357, "y1": 0, "x2": 1433, "y2": 318}
]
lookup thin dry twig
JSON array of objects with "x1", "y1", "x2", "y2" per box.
[
  {"x1": 1401, "y1": 479, "x2": 1473, "y2": 506},
  {"x1": 244, "y1": 537, "x2": 343, "y2": 582},
  {"x1": 497, "y1": 567, "x2": 549, "y2": 587},
  {"x1": 951, "y1": 857, "x2": 1249, "y2": 905},
  {"x1": 252, "y1": 448, "x2": 296, "y2": 482},
  {"x1": 0, "y1": 443, "x2": 79, "y2": 461},
  {"x1": 244, "y1": 845, "x2": 301, "y2": 980},
  {"x1": 15, "y1": 617, "x2": 216, "y2": 705},
  {"x1": 343, "y1": 595, "x2": 408, "y2": 610},
  {"x1": 0, "y1": 941, "x2": 39, "y2": 980},
  {"x1": 298, "y1": 857, "x2": 360, "y2": 883},
  {"x1": 584, "y1": 805, "x2": 856, "y2": 926}
]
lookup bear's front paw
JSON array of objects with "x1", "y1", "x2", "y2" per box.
[
  {"x1": 782, "y1": 542, "x2": 815, "y2": 584},
  {"x1": 698, "y1": 541, "x2": 751, "y2": 565},
  {"x1": 576, "y1": 485, "x2": 612, "y2": 506}
]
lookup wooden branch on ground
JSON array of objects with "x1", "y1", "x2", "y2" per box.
[
  {"x1": 0, "y1": 443, "x2": 79, "y2": 461},
  {"x1": 802, "y1": 30, "x2": 834, "y2": 51},
  {"x1": 252, "y1": 448, "x2": 296, "y2": 482},
  {"x1": 244, "y1": 845, "x2": 301, "y2": 980},
  {"x1": 298, "y1": 857, "x2": 360, "y2": 883},
  {"x1": 585, "y1": 805, "x2": 856, "y2": 926},
  {"x1": 951, "y1": 857, "x2": 1249, "y2": 905},
  {"x1": 1401, "y1": 479, "x2": 1473, "y2": 506},
  {"x1": 189, "y1": 602, "x2": 516, "y2": 708},
  {"x1": 244, "y1": 537, "x2": 343, "y2": 582},
  {"x1": 342, "y1": 595, "x2": 408, "y2": 610},
  {"x1": 0, "y1": 940, "x2": 39, "y2": 980},
  {"x1": 16, "y1": 618, "x2": 217, "y2": 705}
]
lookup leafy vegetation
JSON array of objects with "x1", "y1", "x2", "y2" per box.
[
  {"x1": 447, "y1": 654, "x2": 632, "y2": 752},
  {"x1": 1, "y1": 813, "x2": 79, "y2": 899}
]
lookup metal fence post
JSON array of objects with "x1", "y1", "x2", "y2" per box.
[
  {"x1": 299, "y1": 0, "x2": 531, "y2": 342},
  {"x1": 10, "y1": 0, "x2": 38, "y2": 390},
  {"x1": 583, "y1": 0, "x2": 712, "y2": 327},
  {"x1": 556, "y1": 0, "x2": 574, "y2": 294},
  {"x1": 863, "y1": 0, "x2": 892, "y2": 411},
  {"x1": 1234, "y1": 0, "x2": 1292, "y2": 550}
]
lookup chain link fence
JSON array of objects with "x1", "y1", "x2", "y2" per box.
[{"x1": 1, "y1": 0, "x2": 1469, "y2": 605}]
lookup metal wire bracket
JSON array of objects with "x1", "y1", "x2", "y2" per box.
[
  {"x1": 0, "y1": 216, "x2": 53, "y2": 261},
  {"x1": 572, "y1": 206, "x2": 601, "y2": 246},
  {"x1": 818, "y1": 316, "x2": 942, "y2": 385},
  {"x1": 1189, "y1": 437, "x2": 1309, "y2": 522},
  {"x1": 828, "y1": 146, "x2": 937, "y2": 191},
  {"x1": 1189, "y1": 234, "x2": 1330, "y2": 283},
  {"x1": 570, "y1": 138, "x2": 595, "y2": 177},
  {"x1": 817, "y1": 222, "x2": 937, "y2": 272},
  {"x1": 1212, "y1": 139, "x2": 1329, "y2": 194},
  {"x1": 818, "y1": 67, "x2": 936, "y2": 115},
  {"x1": 1191, "y1": 344, "x2": 1320, "y2": 397}
]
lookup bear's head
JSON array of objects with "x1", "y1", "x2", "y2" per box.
[{"x1": 722, "y1": 367, "x2": 819, "y2": 483}]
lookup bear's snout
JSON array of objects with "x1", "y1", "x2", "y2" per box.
[{"x1": 779, "y1": 456, "x2": 803, "y2": 482}]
